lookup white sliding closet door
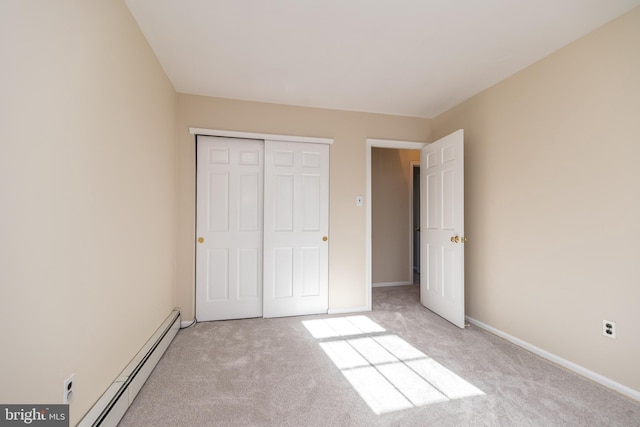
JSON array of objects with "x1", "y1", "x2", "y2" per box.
[
  {"x1": 263, "y1": 140, "x2": 330, "y2": 318},
  {"x1": 196, "y1": 136, "x2": 263, "y2": 321}
]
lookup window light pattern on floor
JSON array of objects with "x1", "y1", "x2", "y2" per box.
[{"x1": 302, "y1": 316, "x2": 484, "y2": 414}]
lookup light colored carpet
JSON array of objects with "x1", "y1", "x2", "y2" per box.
[{"x1": 119, "y1": 285, "x2": 640, "y2": 426}]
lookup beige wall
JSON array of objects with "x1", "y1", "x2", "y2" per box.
[
  {"x1": 2, "y1": 2, "x2": 637, "y2": 421},
  {"x1": 372, "y1": 148, "x2": 420, "y2": 284},
  {"x1": 176, "y1": 95, "x2": 430, "y2": 317},
  {"x1": 0, "y1": 1, "x2": 177, "y2": 424},
  {"x1": 432, "y1": 7, "x2": 640, "y2": 391}
]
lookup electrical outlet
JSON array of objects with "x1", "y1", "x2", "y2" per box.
[
  {"x1": 63, "y1": 374, "x2": 75, "y2": 404},
  {"x1": 603, "y1": 320, "x2": 616, "y2": 339}
]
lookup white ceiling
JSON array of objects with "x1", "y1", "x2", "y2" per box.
[{"x1": 124, "y1": 0, "x2": 639, "y2": 118}]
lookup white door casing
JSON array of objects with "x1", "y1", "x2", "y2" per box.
[
  {"x1": 196, "y1": 136, "x2": 264, "y2": 321},
  {"x1": 420, "y1": 130, "x2": 465, "y2": 328},
  {"x1": 263, "y1": 140, "x2": 330, "y2": 318}
]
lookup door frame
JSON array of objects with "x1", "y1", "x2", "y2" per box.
[
  {"x1": 365, "y1": 138, "x2": 427, "y2": 311},
  {"x1": 190, "y1": 128, "x2": 333, "y2": 320},
  {"x1": 191, "y1": 128, "x2": 334, "y2": 145}
]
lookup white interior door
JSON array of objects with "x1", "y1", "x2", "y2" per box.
[
  {"x1": 196, "y1": 136, "x2": 263, "y2": 321},
  {"x1": 420, "y1": 130, "x2": 465, "y2": 328},
  {"x1": 263, "y1": 140, "x2": 329, "y2": 318}
]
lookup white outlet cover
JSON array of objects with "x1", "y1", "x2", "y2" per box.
[
  {"x1": 603, "y1": 320, "x2": 616, "y2": 339},
  {"x1": 63, "y1": 373, "x2": 75, "y2": 404}
]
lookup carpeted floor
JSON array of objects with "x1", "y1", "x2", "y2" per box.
[{"x1": 118, "y1": 285, "x2": 640, "y2": 426}]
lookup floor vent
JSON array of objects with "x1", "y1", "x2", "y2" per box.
[{"x1": 78, "y1": 309, "x2": 180, "y2": 427}]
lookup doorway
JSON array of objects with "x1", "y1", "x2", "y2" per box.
[
  {"x1": 366, "y1": 131, "x2": 466, "y2": 328},
  {"x1": 411, "y1": 162, "x2": 420, "y2": 282},
  {"x1": 370, "y1": 147, "x2": 420, "y2": 288},
  {"x1": 366, "y1": 139, "x2": 426, "y2": 310}
]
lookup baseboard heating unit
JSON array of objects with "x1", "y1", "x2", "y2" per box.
[{"x1": 78, "y1": 309, "x2": 181, "y2": 427}]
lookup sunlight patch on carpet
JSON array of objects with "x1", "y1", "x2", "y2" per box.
[
  {"x1": 302, "y1": 315, "x2": 386, "y2": 339},
  {"x1": 303, "y1": 316, "x2": 484, "y2": 414}
]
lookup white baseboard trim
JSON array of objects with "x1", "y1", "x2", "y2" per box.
[
  {"x1": 466, "y1": 316, "x2": 640, "y2": 401},
  {"x1": 372, "y1": 281, "x2": 412, "y2": 288},
  {"x1": 327, "y1": 306, "x2": 370, "y2": 315},
  {"x1": 78, "y1": 310, "x2": 181, "y2": 426}
]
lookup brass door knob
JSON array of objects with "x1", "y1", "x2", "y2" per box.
[
  {"x1": 450, "y1": 235, "x2": 467, "y2": 243},
  {"x1": 322, "y1": 236, "x2": 328, "y2": 242},
  {"x1": 197, "y1": 237, "x2": 204, "y2": 244}
]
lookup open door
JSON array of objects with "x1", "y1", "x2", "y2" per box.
[{"x1": 420, "y1": 130, "x2": 465, "y2": 328}]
